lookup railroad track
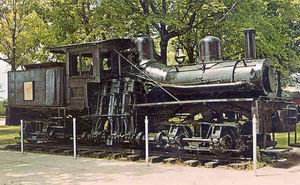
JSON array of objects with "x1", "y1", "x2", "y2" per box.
[{"x1": 2, "y1": 143, "x2": 252, "y2": 169}]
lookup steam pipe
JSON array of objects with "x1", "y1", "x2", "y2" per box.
[
  {"x1": 161, "y1": 81, "x2": 253, "y2": 89},
  {"x1": 162, "y1": 82, "x2": 255, "y2": 95}
]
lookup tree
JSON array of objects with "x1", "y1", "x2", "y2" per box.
[
  {"x1": 0, "y1": 0, "x2": 51, "y2": 70},
  {"x1": 95, "y1": 0, "x2": 226, "y2": 64},
  {"x1": 0, "y1": 0, "x2": 17, "y2": 71},
  {"x1": 32, "y1": 0, "x2": 102, "y2": 45},
  {"x1": 1, "y1": 0, "x2": 299, "y2": 82},
  {"x1": 218, "y1": 0, "x2": 300, "y2": 80}
]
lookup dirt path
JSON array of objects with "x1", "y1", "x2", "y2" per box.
[{"x1": 0, "y1": 149, "x2": 299, "y2": 185}]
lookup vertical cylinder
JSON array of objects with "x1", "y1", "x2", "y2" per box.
[
  {"x1": 199, "y1": 36, "x2": 222, "y2": 63},
  {"x1": 244, "y1": 28, "x2": 257, "y2": 60},
  {"x1": 135, "y1": 37, "x2": 155, "y2": 66},
  {"x1": 145, "y1": 116, "x2": 149, "y2": 166},
  {"x1": 20, "y1": 120, "x2": 24, "y2": 154},
  {"x1": 73, "y1": 118, "x2": 77, "y2": 159},
  {"x1": 252, "y1": 114, "x2": 257, "y2": 176}
]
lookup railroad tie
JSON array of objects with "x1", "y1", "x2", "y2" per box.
[
  {"x1": 78, "y1": 150, "x2": 93, "y2": 157},
  {"x1": 228, "y1": 162, "x2": 250, "y2": 170},
  {"x1": 183, "y1": 160, "x2": 199, "y2": 167},
  {"x1": 35, "y1": 148, "x2": 46, "y2": 153},
  {"x1": 127, "y1": 154, "x2": 141, "y2": 161},
  {"x1": 49, "y1": 149, "x2": 62, "y2": 154},
  {"x1": 62, "y1": 150, "x2": 73, "y2": 155},
  {"x1": 92, "y1": 151, "x2": 109, "y2": 158},
  {"x1": 148, "y1": 156, "x2": 164, "y2": 163},
  {"x1": 111, "y1": 153, "x2": 126, "y2": 159},
  {"x1": 24, "y1": 146, "x2": 34, "y2": 152},
  {"x1": 163, "y1": 158, "x2": 177, "y2": 164},
  {"x1": 204, "y1": 161, "x2": 220, "y2": 168}
]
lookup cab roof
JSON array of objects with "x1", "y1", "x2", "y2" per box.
[{"x1": 48, "y1": 38, "x2": 133, "y2": 54}]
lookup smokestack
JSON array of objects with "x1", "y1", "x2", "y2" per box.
[{"x1": 244, "y1": 28, "x2": 256, "y2": 60}]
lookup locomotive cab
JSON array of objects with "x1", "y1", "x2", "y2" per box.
[{"x1": 49, "y1": 39, "x2": 134, "y2": 110}]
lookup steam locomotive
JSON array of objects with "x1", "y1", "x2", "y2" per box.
[{"x1": 6, "y1": 29, "x2": 297, "y2": 155}]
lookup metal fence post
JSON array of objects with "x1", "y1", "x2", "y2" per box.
[
  {"x1": 20, "y1": 119, "x2": 24, "y2": 154},
  {"x1": 73, "y1": 118, "x2": 77, "y2": 159},
  {"x1": 145, "y1": 116, "x2": 149, "y2": 166},
  {"x1": 252, "y1": 114, "x2": 257, "y2": 176},
  {"x1": 296, "y1": 122, "x2": 298, "y2": 145}
]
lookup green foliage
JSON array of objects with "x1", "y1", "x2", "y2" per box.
[
  {"x1": 0, "y1": 100, "x2": 6, "y2": 115},
  {"x1": 0, "y1": 84, "x2": 6, "y2": 114},
  {"x1": 0, "y1": 0, "x2": 299, "y2": 80},
  {"x1": 0, "y1": 0, "x2": 53, "y2": 67},
  {"x1": 92, "y1": 0, "x2": 227, "y2": 63},
  {"x1": 217, "y1": 0, "x2": 300, "y2": 79}
]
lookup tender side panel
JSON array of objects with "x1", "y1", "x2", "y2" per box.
[
  {"x1": 8, "y1": 72, "x2": 16, "y2": 105},
  {"x1": 8, "y1": 67, "x2": 65, "y2": 107},
  {"x1": 46, "y1": 69, "x2": 56, "y2": 105}
]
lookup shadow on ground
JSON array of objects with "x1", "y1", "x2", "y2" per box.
[{"x1": 269, "y1": 149, "x2": 300, "y2": 169}]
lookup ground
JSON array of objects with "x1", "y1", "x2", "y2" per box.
[
  {"x1": 0, "y1": 150, "x2": 299, "y2": 185},
  {"x1": 0, "y1": 121, "x2": 300, "y2": 185}
]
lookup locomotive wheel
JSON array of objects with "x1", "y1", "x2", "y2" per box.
[
  {"x1": 135, "y1": 132, "x2": 144, "y2": 146},
  {"x1": 213, "y1": 128, "x2": 238, "y2": 157},
  {"x1": 155, "y1": 132, "x2": 167, "y2": 147}
]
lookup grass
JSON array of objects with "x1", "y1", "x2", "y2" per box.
[
  {"x1": 0, "y1": 125, "x2": 19, "y2": 145},
  {"x1": 275, "y1": 124, "x2": 300, "y2": 148}
]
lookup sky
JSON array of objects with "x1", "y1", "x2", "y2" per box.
[{"x1": 0, "y1": 59, "x2": 10, "y2": 100}]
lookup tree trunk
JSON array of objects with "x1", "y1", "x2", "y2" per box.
[
  {"x1": 277, "y1": 71, "x2": 282, "y2": 97},
  {"x1": 160, "y1": 35, "x2": 169, "y2": 64},
  {"x1": 185, "y1": 45, "x2": 195, "y2": 63},
  {"x1": 11, "y1": 0, "x2": 17, "y2": 71},
  {"x1": 80, "y1": 2, "x2": 91, "y2": 35}
]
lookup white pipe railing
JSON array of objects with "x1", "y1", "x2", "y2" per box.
[
  {"x1": 145, "y1": 116, "x2": 149, "y2": 166},
  {"x1": 252, "y1": 114, "x2": 257, "y2": 176},
  {"x1": 20, "y1": 119, "x2": 24, "y2": 154},
  {"x1": 73, "y1": 118, "x2": 77, "y2": 159}
]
